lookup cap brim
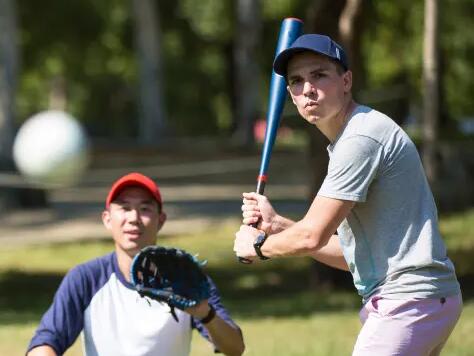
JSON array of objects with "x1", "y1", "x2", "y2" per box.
[{"x1": 273, "y1": 47, "x2": 310, "y2": 77}]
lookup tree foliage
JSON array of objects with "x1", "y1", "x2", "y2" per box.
[
  {"x1": 363, "y1": 0, "x2": 474, "y2": 124},
  {"x1": 17, "y1": 0, "x2": 136, "y2": 137},
  {"x1": 11, "y1": 0, "x2": 474, "y2": 139}
]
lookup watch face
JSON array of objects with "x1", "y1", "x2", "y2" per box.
[
  {"x1": 254, "y1": 233, "x2": 266, "y2": 246},
  {"x1": 253, "y1": 233, "x2": 269, "y2": 260}
]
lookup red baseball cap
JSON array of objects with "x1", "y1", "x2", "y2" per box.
[{"x1": 105, "y1": 172, "x2": 162, "y2": 210}]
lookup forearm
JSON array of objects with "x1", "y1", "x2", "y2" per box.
[
  {"x1": 235, "y1": 196, "x2": 354, "y2": 265},
  {"x1": 204, "y1": 316, "x2": 245, "y2": 356},
  {"x1": 308, "y1": 234, "x2": 349, "y2": 271},
  {"x1": 270, "y1": 214, "x2": 295, "y2": 234},
  {"x1": 261, "y1": 219, "x2": 324, "y2": 258},
  {"x1": 261, "y1": 228, "x2": 348, "y2": 271},
  {"x1": 27, "y1": 345, "x2": 57, "y2": 356}
]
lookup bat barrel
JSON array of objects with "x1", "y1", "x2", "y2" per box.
[
  {"x1": 257, "y1": 18, "x2": 303, "y2": 182},
  {"x1": 274, "y1": 18, "x2": 304, "y2": 56},
  {"x1": 239, "y1": 18, "x2": 303, "y2": 265}
]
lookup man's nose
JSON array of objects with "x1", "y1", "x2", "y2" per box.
[
  {"x1": 127, "y1": 208, "x2": 140, "y2": 222},
  {"x1": 303, "y1": 80, "x2": 315, "y2": 95}
]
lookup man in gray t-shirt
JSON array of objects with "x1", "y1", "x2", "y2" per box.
[
  {"x1": 319, "y1": 104, "x2": 460, "y2": 302},
  {"x1": 233, "y1": 34, "x2": 462, "y2": 355}
]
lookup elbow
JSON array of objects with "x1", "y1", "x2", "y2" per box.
[
  {"x1": 222, "y1": 328, "x2": 245, "y2": 356},
  {"x1": 224, "y1": 341, "x2": 245, "y2": 356},
  {"x1": 236, "y1": 343, "x2": 245, "y2": 356},
  {"x1": 233, "y1": 333, "x2": 245, "y2": 356},
  {"x1": 298, "y1": 223, "x2": 326, "y2": 253},
  {"x1": 300, "y1": 235, "x2": 320, "y2": 253}
]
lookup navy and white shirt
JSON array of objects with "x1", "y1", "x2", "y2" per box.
[{"x1": 27, "y1": 252, "x2": 239, "y2": 356}]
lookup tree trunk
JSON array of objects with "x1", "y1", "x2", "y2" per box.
[
  {"x1": 422, "y1": 0, "x2": 439, "y2": 184},
  {"x1": 131, "y1": 0, "x2": 167, "y2": 144},
  {"x1": 0, "y1": 0, "x2": 16, "y2": 163},
  {"x1": 0, "y1": 0, "x2": 19, "y2": 209},
  {"x1": 232, "y1": 0, "x2": 261, "y2": 146},
  {"x1": 48, "y1": 75, "x2": 67, "y2": 111},
  {"x1": 0, "y1": 0, "x2": 48, "y2": 209},
  {"x1": 338, "y1": 0, "x2": 366, "y2": 95}
]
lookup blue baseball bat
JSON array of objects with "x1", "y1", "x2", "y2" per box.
[{"x1": 240, "y1": 18, "x2": 304, "y2": 264}]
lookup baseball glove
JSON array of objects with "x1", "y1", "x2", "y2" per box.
[{"x1": 130, "y1": 246, "x2": 211, "y2": 321}]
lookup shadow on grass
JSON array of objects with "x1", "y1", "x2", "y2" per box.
[
  {"x1": 448, "y1": 248, "x2": 474, "y2": 299},
  {"x1": 0, "y1": 263, "x2": 359, "y2": 326},
  {"x1": 202, "y1": 262, "x2": 360, "y2": 318},
  {"x1": 0, "y1": 270, "x2": 62, "y2": 325},
  {"x1": 1, "y1": 250, "x2": 472, "y2": 327}
]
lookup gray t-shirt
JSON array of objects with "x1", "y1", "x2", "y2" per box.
[{"x1": 318, "y1": 105, "x2": 460, "y2": 301}]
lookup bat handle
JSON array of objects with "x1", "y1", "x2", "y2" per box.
[{"x1": 238, "y1": 178, "x2": 266, "y2": 264}]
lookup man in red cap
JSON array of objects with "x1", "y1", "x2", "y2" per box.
[{"x1": 27, "y1": 172, "x2": 245, "y2": 356}]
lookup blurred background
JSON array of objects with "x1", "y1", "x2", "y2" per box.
[{"x1": 0, "y1": 0, "x2": 473, "y2": 355}]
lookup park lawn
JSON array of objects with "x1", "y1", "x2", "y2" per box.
[
  {"x1": 1, "y1": 209, "x2": 473, "y2": 355},
  {"x1": 3, "y1": 304, "x2": 474, "y2": 356}
]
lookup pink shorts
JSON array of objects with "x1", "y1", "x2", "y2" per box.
[{"x1": 353, "y1": 293, "x2": 463, "y2": 356}]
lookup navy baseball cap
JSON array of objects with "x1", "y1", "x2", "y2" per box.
[{"x1": 273, "y1": 34, "x2": 349, "y2": 76}]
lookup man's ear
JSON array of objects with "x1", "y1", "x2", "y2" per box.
[
  {"x1": 102, "y1": 210, "x2": 112, "y2": 230},
  {"x1": 343, "y1": 70, "x2": 353, "y2": 93},
  {"x1": 157, "y1": 211, "x2": 167, "y2": 232},
  {"x1": 287, "y1": 85, "x2": 297, "y2": 105}
]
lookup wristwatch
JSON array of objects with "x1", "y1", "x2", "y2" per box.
[
  {"x1": 253, "y1": 232, "x2": 270, "y2": 260},
  {"x1": 200, "y1": 304, "x2": 216, "y2": 324}
]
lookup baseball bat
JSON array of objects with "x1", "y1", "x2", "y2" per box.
[{"x1": 239, "y1": 18, "x2": 304, "y2": 264}]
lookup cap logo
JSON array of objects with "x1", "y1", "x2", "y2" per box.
[{"x1": 335, "y1": 47, "x2": 340, "y2": 60}]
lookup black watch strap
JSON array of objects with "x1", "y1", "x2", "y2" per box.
[
  {"x1": 254, "y1": 232, "x2": 270, "y2": 260},
  {"x1": 200, "y1": 304, "x2": 216, "y2": 324}
]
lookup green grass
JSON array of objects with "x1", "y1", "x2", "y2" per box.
[
  {"x1": 1, "y1": 210, "x2": 474, "y2": 356},
  {"x1": 440, "y1": 208, "x2": 474, "y2": 277},
  {"x1": 441, "y1": 208, "x2": 474, "y2": 250}
]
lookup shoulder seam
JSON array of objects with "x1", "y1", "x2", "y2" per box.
[{"x1": 337, "y1": 134, "x2": 383, "y2": 147}]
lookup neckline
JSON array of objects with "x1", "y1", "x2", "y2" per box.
[
  {"x1": 112, "y1": 252, "x2": 136, "y2": 290},
  {"x1": 329, "y1": 103, "x2": 362, "y2": 148}
]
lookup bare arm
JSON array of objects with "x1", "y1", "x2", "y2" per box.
[
  {"x1": 27, "y1": 345, "x2": 57, "y2": 356},
  {"x1": 235, "y1": 195, "x2": 353, "y2": 269},
  {"x1": 269, "y1": 217, "x2": 349, "y2": 270},
  {"x1": 261, "y1": 196, "x2": 353, "y2": 257},
  {"x1": 203, "y1": 314, "x2": 244, "y2": 356},
  {"x1": 187, "y1": 302, "x2": 245, "y2": 356},
  {"x1": 308, "y1": 234, "x2": 349, "y2": 271}
]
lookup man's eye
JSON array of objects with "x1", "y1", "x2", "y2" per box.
[{"x1": 289, "y1": 78, "x2": 302, "y2": 86}]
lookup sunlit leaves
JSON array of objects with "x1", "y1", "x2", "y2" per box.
[{"x1": 178, "y1": 0, "x2": 233, "y2": 41}]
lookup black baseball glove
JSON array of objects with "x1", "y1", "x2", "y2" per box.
[{"x1": 130, "y1": 246, "x2": 211, "y2": 321}]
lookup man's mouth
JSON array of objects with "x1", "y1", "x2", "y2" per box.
[{"x1": 124, "y1": 230, "x2": 142, "y2": 237}]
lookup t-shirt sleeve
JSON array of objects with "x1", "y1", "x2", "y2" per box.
[
  {"x1": 192, "y1": 277, "x2": 241, "y2": 352},
  {"x1": 26, "y1": 265, "x2": 89, "y2": 354},
  {"x1": 318, "y1": 135, "x2": 383, "y2": 202}
]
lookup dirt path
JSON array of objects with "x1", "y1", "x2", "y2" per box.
[{"x1": 1, "y1": 150, "x2": 311, "y2": 246}]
